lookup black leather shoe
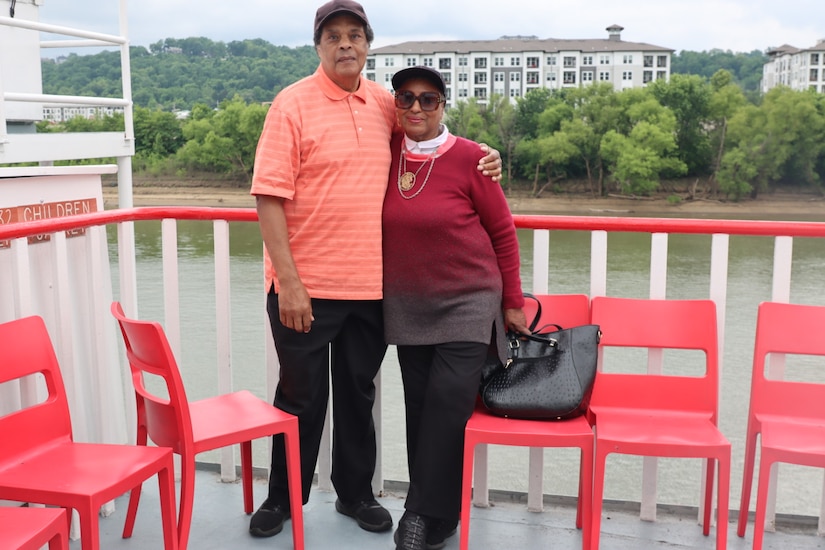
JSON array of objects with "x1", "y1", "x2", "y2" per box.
[
  {"x1": 248, "y1": 499, "x2": 290, "y2": 538},
  {"x1": 425, "y1": 518, "x2": 457, "y2": 550},
  {"x1": 335, "y1": 498, "x2": 393, "y2": 532},
  {"x1": 393, "y1": 512, "x2": 428, "y2": 550}
]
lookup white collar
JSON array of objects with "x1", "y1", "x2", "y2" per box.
[{"x1": 404, "y1": 124, "x2": 450, "y2": 155}]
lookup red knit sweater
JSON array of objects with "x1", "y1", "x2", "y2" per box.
[{"x1": 382, "y1": 133, "x2": 524, "y2": 347}]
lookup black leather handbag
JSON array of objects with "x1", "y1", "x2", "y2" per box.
[{"x1": 479, "y1": 294, "x2": 600, "y2": 420}]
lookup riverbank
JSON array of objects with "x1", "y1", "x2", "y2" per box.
[{"x1": 103, "y1": 185, "x2": 825, "y2": 218}]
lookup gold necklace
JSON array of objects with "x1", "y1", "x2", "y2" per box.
[{"x1": 397, "y1": 148, "x2": 437, "y2": 200}]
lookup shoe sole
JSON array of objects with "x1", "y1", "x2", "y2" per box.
[
  {"x1": 248, "y1": 508, "x2": 288, "y2": 538},
  {"x1": 335, "y1": 500, "x2": 393, "y2": 532}
]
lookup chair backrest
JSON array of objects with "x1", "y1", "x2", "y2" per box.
[
  {"x1": 0, "y1": 316, "x2": 73, "y2": 468},
  {"x1": 589, "y1": 296, "x2": 719, "y2": 417},
  {"x1": 524, "y1": 293, "x2": 591, "y2": 333},
  {"x1": 749, "y1": 301, "x2": 825, "y2": 421},
  {"x1": 111, "y1": 302, "x2": 194, "y2": 454}
]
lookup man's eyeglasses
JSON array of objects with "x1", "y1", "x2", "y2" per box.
[{"x1": 394, "y1": 91, "x2": 445, "y2": 111}]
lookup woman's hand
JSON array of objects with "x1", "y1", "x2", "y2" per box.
[
  {"x1": 477, "y1": 143, "x2": 502, "y2": 182},
  {"x1": 504, "y1": 308, "x2": 529, "y2": 335}
]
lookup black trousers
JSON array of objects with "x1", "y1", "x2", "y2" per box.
[
  {"x1": 265, "y1": 290, "x2": 387, "y2": 508},
  {"x1": 398, "y1": 341, "x2": 487, "y2": 521}
]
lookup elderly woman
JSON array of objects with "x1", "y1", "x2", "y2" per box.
[{"x1": 382, "y1": 66, "x2": 528, "y2": 550}]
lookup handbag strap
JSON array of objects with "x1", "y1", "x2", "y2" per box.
[{"x1": 523, "y1": 292, "x2": 542, "y2": 332}]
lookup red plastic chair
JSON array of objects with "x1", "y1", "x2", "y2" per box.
[
  {"x1": 460, "y1": 294, "x2": 594, "y2": 550},
  {"x1": 0, "y1": 507, "x2": 69, "y2": 550},
  {"x1": 0, "y1": 315, "x2": 178, "y2": 550},
  {"x1": 111, "y1": 302, "x2": 304, "y2": 550},
  {"x1": 589, "y1": 297, "x2": 730, "y2": 550},
  {"x1": 737, "y1": 301, "x2": 825, "y2": 549}
]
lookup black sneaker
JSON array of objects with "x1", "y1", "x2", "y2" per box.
[
  {"x1": 425, "y1": 518, "x2": 458, "y2": 550},
  {"x1": 393, "y1": 511, "x2": 428, "y2": 550},
  {"x1": 248, "y1": 499, "x2": 290, "y2": 538},
  {"x1": 335, "y1": 498, "x2": 393, "y2": 532}
]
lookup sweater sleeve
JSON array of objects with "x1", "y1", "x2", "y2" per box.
[{"x1": 465, "y1": 145, "x2": 524, "y2": 310}]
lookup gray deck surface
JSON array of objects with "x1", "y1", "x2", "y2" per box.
[{"x1": 78, "y1": 468, "x2": 825, "y2": 549}]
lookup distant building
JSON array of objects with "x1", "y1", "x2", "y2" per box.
[
  {"x1": 366, "y1": 25, "x2": 673, "y2": 107},
  {"x1": 42, "y1": 106, "x2": 125, "y2": 123},
  {"x1": 762, "y1": 39, "x2": 825, "y2": 93}
]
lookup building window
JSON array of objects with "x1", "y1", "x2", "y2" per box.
[
  {"x1": 582, "y1": 71, "x2": 593, "y2": 82},
  {"x1": 644, "y1": 55, "x2": 653, "y2": 67},
  {"x1": 439, "y1": 58, "x2": 451, "y2": 69},
  {"x1": 385, "y1": 73, "x2": 393, "y2": 82},
  {"x1": 406, "y1": 57, "x2": 418, "y2": 67},
  {"x1": 811, "y1": 68, "x2": 820, "y2": 82},
  {"x1": 475, "y1": 72, "x2": 488, "y2": 84},
  {"x1": 494, "y1": 56, "x2": 504, "y2": 66},
  {"x1": 459, "y1": 88, "x2": 468, "y2": 97},
  {"x1": 622, "y1": 71, "x2": 633, "y2": 81},
  {"x1": 494, "y1": 86, "x2": 505, "y2": 95},
  {"x1": 366, "y1": 59, "x2": 375, "y2": 70},
  {"x1": 423, "y1": 57, "x2": 433, "y2": 67},
  {"x1": 547, "y1": 56, "x2": 557, "y2": 65},
  {"x1": 366, "y1": 72, "x2": 375, "y2": 81},
  {"x1": 563, "y1": 56, "x2": 577, "y2": 68},
  {"x1": 442, "y1": 72, "x2": 452, "y2": 84},
  {"x1": 657, "y1": 55, "x2": 668, "y2": 67},
  {"x1": 494, "y1": 72, "x2": 505, "y2": 82},
  {"x1": 623, "y1": 54, "x2": 633, "y2": 64},
  {"x1": 600, "y1": 55, "x2": 611, "y2": 65},
  {"x1": 459, "y1": 57, "x2": 468, "y2": 66},
  {"x1": 643, "y1": 71, "x2": 653, "y2": 83},
  {"x1": 599, "y1": 71, "x2": 610, "y2": 81},
  {"x1": 474, "y1": 58, "x2": 487, "y2": 69},
  {"x1": 510, "y1": 88, "x2": 521, "y2": 97},
  {"x1": 563, "y1": 71, "x2": 576, "y2": 84},
  {"x1": 510, "y1": 57, "x2": 521, "y2": 66},
  {"x1": 474, "y1": 88, "x2": 487, "y2": 99},
  {"x1": 582, "y1": 56, "x2": 593, "y2": 66},
  {"x1": 526, "y1": 72, "x2": 539, "y2": 84},
  {"x1": 811, "y1": 53, "x2": 821, "y2": 65},
  {"x1": 458, "y1": 72, "x2": 468, "y2": 82},
  {"x1": 446, "y1": 89, "x2": 452, "y2": 100},
  {"x1": 657, "y1": 70, "x2": 667, "y2": 80},
  {"x1": 385, "y1": 58, "x2": 395, "y2": 67},
  {"x1": 510, "y1": 72, "x2": 521, "y2": 82},
  {"x1": 527, "y1": 56, "x2": 539, "y2": 68},
  {"x1": 547, "y1": 72, "x2": 557, "y2": 81}
]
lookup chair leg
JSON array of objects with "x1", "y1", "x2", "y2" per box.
[
  {"x1": 121, "y1": 485, "x2": 143, "y2": 538},
  {"x1": 703, "y1": 457, "x2": 715, "y2": 536},
  {"x1": 284, "y1": 422, "x2": 305, "y2": 550},
  {"x1": 157, "y1": 461, "x2": 180, "y2": 550},
  {"x1": 580, "y1": 443, "x2": 594, "y2": 550},
  {"x1": 737, "y1": 431, "x2": 758, "y2": 537},
  {"x1": 177, "y1": 458, "x2": 195, "y2": 550},
  {"x1": 752, "y1": 453, "x2": 774, "y2": 550},
  {"x1": 79, "y1": 506, "x2": 101, "y2": 550},
  {"x1": 716, "y1": 454, "x2": 730, "y2": 550},
  {"x1": 459, "y1": 434, "x2": 477, "y2": 550},
  {"x1": 241, "y1": 440, "x2": 253, "y2": 514},
  {"x1": 591, "y1": 447, "x2": 609, "y2": 550}
]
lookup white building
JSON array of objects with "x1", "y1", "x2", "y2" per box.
[
  {"x1": 367, "y1": 25, "x2": 673, "y2": 107},
  {"x1": 762, "y1": 40, "x2": 825, "y2": 93}
]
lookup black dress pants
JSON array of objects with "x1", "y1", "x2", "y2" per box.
[
  {"x1": 265, "y1": 290, "x2": 387, "y2": 508},
  {"x1": 398, "y1": 341, "x2": 487, "y2": 521}
]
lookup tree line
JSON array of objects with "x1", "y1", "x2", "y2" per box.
[{"x1": 35, "y1": 39, "x2": 825, "y2": 199}]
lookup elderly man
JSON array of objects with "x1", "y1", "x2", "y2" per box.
[{"x1": 249, "y1": 0, "x2": 502, "y2": 540}]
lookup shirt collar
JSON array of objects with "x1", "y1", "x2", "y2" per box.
[
  {"x1": 314, "y1": 65, "x2": 368, "y2": 103},
  {"x1": 405, "y1": 125, "x2": 450, "y2": 155}
]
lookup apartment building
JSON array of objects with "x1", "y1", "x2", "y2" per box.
[
  {"x1": 762, "y1": 39, "x2": 825, "y2": 93},
  {"x1": 366, "y1": 25, "x2": 673, "y2": 107}
]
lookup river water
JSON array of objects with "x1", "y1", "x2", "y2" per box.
[{"x1": 109, "y1": 210, "x2": 825, "y2": 516}]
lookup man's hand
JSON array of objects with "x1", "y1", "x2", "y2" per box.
[{"x1": 477, "y1": 143, "x2": 502, "y2": 182}]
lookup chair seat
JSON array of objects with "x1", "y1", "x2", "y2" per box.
[
  {"x1": 0, "y1": 507, "x2": 68, "y2": 550},
  {"x1": 190, "y1": 390, "x2": 292, "y2": 454},
  {"x1": 0, "y1": 442, "x2": 173, "y2": 501},
  {"x1": 466, "y1": 407, "x2": 593, "y2": 444},
  {"x1": 761, "y1": 419, "x2": 825, "y2": 460},
  {"x1": 593, "y1": 408, "x2": 729, "y2": 453}
]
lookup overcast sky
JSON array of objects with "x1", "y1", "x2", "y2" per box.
[{"x1": 36, "y1": 0, "x2": 824, "y2": 55}]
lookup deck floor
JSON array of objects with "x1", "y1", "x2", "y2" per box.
[{"x1": 77, "y1": 468, "x2": 825, "y2": 549}]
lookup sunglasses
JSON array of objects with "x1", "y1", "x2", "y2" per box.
[{"x1": 394, "y1": 91, "x2": 445, "y2": 111}]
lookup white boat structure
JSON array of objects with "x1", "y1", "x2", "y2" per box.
[{"x1": 3, "y1": 2, "x2": 825, "y2": 549}]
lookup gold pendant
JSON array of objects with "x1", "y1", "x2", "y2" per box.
[{"x1": 400, "y1": 172, "x2": 415, "y2": 191}]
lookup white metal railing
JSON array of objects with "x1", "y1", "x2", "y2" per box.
[{"x1": 3, "y1": 208, "x2": 825, "y2": 535}]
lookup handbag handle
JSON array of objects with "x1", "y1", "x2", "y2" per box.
[{"x1": 524, "y1": 292, "x2": 542, "y2": 332}]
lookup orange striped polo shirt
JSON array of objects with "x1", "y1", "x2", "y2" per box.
[{"x1": 251, "y1": 66, "x2": 396, "y2": 300}]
